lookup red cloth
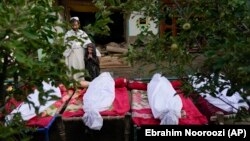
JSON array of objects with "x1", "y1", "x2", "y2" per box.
[
  {"x1": 62, "y1": 85, "x2": 130, "y2": 118},
  {"x1": 127, "y1": 80, "x2": 147, "y2": 91},
  {"x1": 26, "y1": 116, "x2": 54, "y2": 128},
  {"x1": 171, "y1": 80, "x2": 230, "y2": 120},
  {"x1": 128, "y1": 79, "x2": 182, "y2": 91},
  {"x1": 171, "y1": 80, "x2": 231, "y2": 122},
  {"x1": 26, "y1": 85, "x2": 73, "y2": 128},
  {"x1": 5, "y1": 84, "x2": 72, "y2": 128},
  {"x1": 5, "y1": 98, "x2": 22, "y2": 113},
  {"x1": 131, "y1": 90, "x2": 160, "y2": 126},
  {"x1": 115, "y1": 77, "x2": 128, "y2": 88},
  {"x1": 101, "y1": 87, "x2": 130, "y2": 116},
  {"x1": 171, "y1": 81, "x2": 208, "y2": 125},
  {"x1": 131, "y1": 80, "x2": 208, "y2": 126},
  {"x1": 129, "y1": 79, "x2": 233, "y2": 123},
  {"x1": 170, "y1": 80, "x2": 183, "y2": 88},
  {"x1": 178, "y1": 94, "x2": 208, "y2": 125},
  {"x1": 192, "y1": 94, "x2": 230, "y2": 121},
  {"x1": 61, "y1": 89, "x2": 85, "y2": 117}
]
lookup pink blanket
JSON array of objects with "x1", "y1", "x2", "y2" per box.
[
  {"x1": 130, "y1": 80, "x2": 208, "y2": 126},
  {"x1": 62, "y1": 78, "x2": 130, "y2": 118}
]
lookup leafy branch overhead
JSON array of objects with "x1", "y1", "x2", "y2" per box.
[{"x1": 95, "y1": 0, "x2": 250, "y2": 98}]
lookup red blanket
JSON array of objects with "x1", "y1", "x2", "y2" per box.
[
  {"x1": 191, "y1": 94, "x2": 231, "y2": 121},
  {"x1": 4, "y1": 84, "x2": 74, "y2": 128},
  {"x1": 62, "y1": 78, "x2": 130, "y2": 118},
  {"x1": 130, "y1": 80, "x2": 208, "y2": 126},
  {"x1": 171, "y1": 80, "x2": 231, "y2": 122}
]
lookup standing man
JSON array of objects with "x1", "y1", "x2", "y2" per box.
[{"x1": 63, "y1": 16, "x2": 101, "y2": 81}]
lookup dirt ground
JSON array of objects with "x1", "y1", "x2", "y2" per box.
[
  {"x1": 100, "y1": 53, "x2": 206, "y2": 80},
  {"x1": 100, "y1": 63, "x2": 158, "y2": 80}
]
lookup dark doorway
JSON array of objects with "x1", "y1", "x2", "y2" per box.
[{"x1": 70, "y1": 11, "x2": 125, "y2": 44}]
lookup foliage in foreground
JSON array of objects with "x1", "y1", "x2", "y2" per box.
[
  {"x1": 96, "y1": 0, "x2": 250, "y2": 98},
  {"x1": 1, "y1": 0, "x2": 250, "y2": 140},
  {"x1": 0, "y1": 0, "x2": 68, "y2": 140}
]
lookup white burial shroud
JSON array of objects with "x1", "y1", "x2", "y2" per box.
[
  {"x1": 190, "y1": 75, "x2": 249, "y2": 113},
  {"x1": 82, "y1": 72, "x2": 115, "y2": 130},
  {"x1": 147, "y1": 73, "x2": 182, "y2": 125},
  {"x1": 6, "y1": 81, "x2": 61, "y2": 122}
]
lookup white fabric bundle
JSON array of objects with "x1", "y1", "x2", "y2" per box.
[
  {"x1": 82, "y1": 72, "x2": 115, "y2": 130},
  {"x1": 147, "y1": 73, "x2": 182, "y2": 125},
  {"x1": 6, "y1": 81, "x2": 61, "y2": 122},
  {"x1": 190, "y1": 75, "x2": 249, "y2": 113}
]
